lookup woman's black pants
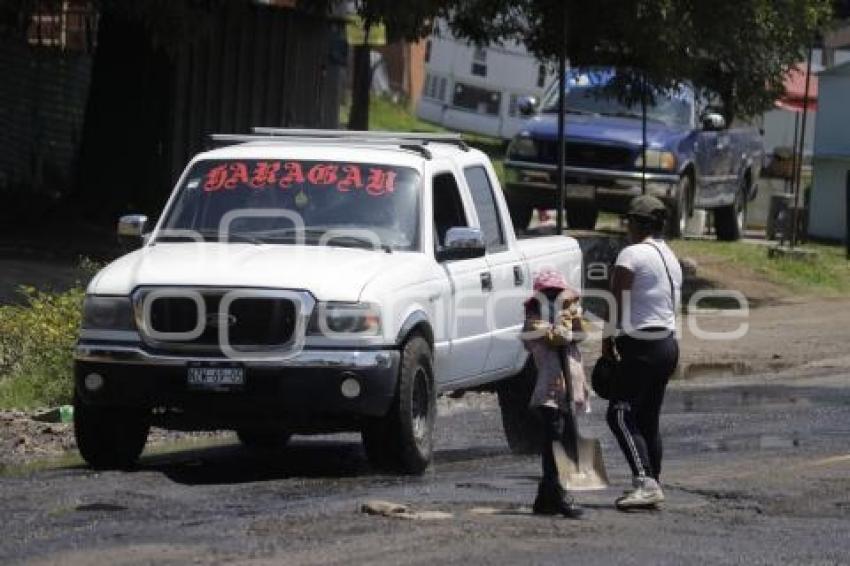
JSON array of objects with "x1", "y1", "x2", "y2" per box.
[{"x1": 606, "y1": 331, "x2": 679, "y2": 481}]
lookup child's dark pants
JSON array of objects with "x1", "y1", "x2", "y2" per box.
[{"x1": 539, "y1": 406, "x2": 578, "y2": 489}]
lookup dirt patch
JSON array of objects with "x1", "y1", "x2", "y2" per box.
[
  {"x1": 680, "y1": 252, "x2": 791, "y2": 308},
  {"x1": 678, "y1": 297, "x2": 850, "y2": 378},
  {"x1": 0, "y1": 410, "x2": 227, "y2": 471}
]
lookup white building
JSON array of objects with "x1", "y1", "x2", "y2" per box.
[
  {"x1": 417, "y1": 24, "x2": 555, "y2": 139},
  {"x1": 809, "y1": 61, "x2": 850, "y2": 241}
]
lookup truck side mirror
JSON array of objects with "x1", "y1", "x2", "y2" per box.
[
  {"x1": 701, "y1": 112, "x2": 726, "y2": 131},
  {"x1": 117, "y1": 214, "x2": 148, "y2": 248},
  {"x1": 437, "y1": 227, "x2": 486, "y2": 262},
  {"x1": 517, "y1": 96, "x2": 539, "y2": 118}
]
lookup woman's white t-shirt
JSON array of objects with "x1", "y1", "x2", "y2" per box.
[{"x1": 615, "y1": 238, "x2": 682, "y2": 332}]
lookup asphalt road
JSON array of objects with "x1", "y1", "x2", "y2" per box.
[{"x1": 2, "y1": 368, "x2": 849, "y2": 566}]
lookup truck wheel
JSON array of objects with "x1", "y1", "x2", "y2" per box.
[
  {"x1": 510, "y1": 203, "x2": 533, "y2": 232},
  {"x1": 496, "y1": 360, "x2": 542, "y2": 454},
  {"x1": 236, "y1": 429, "x2": 292, "y2": 450},
  {"x1": 74, "y1": 395, "x2": 150, "y2": 470},
  {"x1": 715, "y1": 190, "x2": 745, "y2": 241},
  {"x1": 362, "y1": 336, "x2": 435, "y2": 474},
  {"x1": 566, "y1": 205, "x2": 598, "y2": 231},
  {"x1": 667, "y1": 175, "x2": 691, "y2": 239}
]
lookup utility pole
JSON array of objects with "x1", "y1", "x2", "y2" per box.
[
  {"x1": 641, "y1": 74, "x2": 648, "y2": 195},
  {"x1": 555, "y1": 4, "x2": 567, "y2": 234},
  {"x1": 791, "y1": 44, "x2": 814, "y2": 248}
]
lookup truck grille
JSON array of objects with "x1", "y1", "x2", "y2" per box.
[
  {"x1": 135, "y1": 288, "x2": 302, "y2": 354},
  {"x1": 537, "y1": 141, "x2": 635, "y2": 170}
]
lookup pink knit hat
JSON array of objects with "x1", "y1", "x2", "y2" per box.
[
  {"x1": 525, "y1": 267, "x2": 579, "y2": 306},
  {"x1": 533, "y1": 267, "x2": 569, "y2": 292}
]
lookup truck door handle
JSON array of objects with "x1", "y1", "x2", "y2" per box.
[
  {"x1": 480, "y1": 271, "x2": 493, "y2": 292},
  {"x1": 513, "y1": 266, "x2": 524, "y2": 286}
]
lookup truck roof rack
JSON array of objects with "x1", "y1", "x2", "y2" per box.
[{"x1": 207, "y1": 128, "x2": 469, "y2": 160}]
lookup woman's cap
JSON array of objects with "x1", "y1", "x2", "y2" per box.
[{"x1": 627, "y1": 195, "x2": 668, "y2": 221}]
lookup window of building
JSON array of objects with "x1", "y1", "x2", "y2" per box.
[
  {"x1": 508, "y1": 94, "x2": 519, "y2": 117},
  {"x1": 27, "y1": 0, "x2": 98, "y2": 53},
  {"x1": 452, "y1": 83, "x2": 501, "y2": 116},
  {"x1": 424, "y1": 40, "x2": 432, "y2": 63},
  {"x1": 537, "y1": 64, "x2": 547, "y2": 88},
  {"x1": 471, "y1": 47, "x2": 487, "y2": 77},
  {"x1": 423, "y1": 74, "x2": 447, "y2": 101},
  {"x1": 463, "y1": 166, "x2": 505, "y2": 251}
]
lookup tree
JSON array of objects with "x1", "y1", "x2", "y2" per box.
[
  {"x1": 443, "y1": 0, "x2": 833, "y2": 121},
  {"x1": 345, "y1": 0, "x2": 447, "y2": 130}
]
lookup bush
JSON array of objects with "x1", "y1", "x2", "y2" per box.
[{"x1": 0, "y1": 285, "x2": 85, "y2": 409}]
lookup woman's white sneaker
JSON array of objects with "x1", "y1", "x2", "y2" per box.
[{"x1": 615, "y1": 477, "x2": 664, "y2": 509}]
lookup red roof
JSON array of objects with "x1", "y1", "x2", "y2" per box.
[{"x1": 776, "y1": 63, "x2": 818, "y2": 112}]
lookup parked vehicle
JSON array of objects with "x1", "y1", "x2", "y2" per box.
[
  {"x1": 74, "y1": 130, "x2": 582, "y2": 474},
  {"x1": 503, "y1": 69, "x2": 765, "y2": 240}
]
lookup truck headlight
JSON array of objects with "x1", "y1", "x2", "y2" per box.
[
  {"x1": 308, "y1": 302, "x2": 381, "y2": 337},
  {"x1": 507, "y1": 135, "x2": 537, "y2": 159},
  {"x1": 82, "y1": 296, "x2": 135, "y2": 330},
  {"x1": 634, "y1": 150, "x2": 677, "y2": 171}
]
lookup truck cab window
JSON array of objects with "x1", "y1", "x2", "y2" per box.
[
  {"x1": 432, "y1": 172, "x2": 468, "y2": 249},
  {"x1": 464, "y1": 165, "x2": 505, "y2": 252}
]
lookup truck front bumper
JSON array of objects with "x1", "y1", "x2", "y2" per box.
[
  {"x1": 74, "y1": 343, "x2": 400, "y2": 430},
  {"x1": 504, "y1": 160, "x2": 680, "y2": 213}
]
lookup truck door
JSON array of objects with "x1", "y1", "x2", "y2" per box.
[
  {"x1": 432, "y1": 169, "x2": 492, "y2": 382},
  {"x1": 462, "y1": 164, "x2": 527, "y2": 373}
]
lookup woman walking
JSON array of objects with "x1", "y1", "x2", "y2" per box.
[{"x1": 604, "y1": 195, "x2": 682, "y2": 510}]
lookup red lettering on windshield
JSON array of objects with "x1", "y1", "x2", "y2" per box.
[
  {"x1": 279, "y1": 161, "x2": 305, "y2": 188},
  {"x1": 337, "y1": 165, "x2": 364, "y2": 191},
  {"x1": 250, "y1": 161, "x2": 280, "y2": 188},
  {"x1": 365, "y1": 168, "x2": 397, "y2": 196},
  {"x1": 224, "y1": 163, "x2": 249, "y2": 189},
  {"x1": 202, "y1": 161, "x2": 401, "y2": 196},
  {"x1": 307, "y1": 164, "x2": 339, "y2": 186},
  {"x1": 204, "y1": 164, "x2": 229, "y2": 191}
]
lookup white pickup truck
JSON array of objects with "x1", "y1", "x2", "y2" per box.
[{"x1": 74, "y1": 129, "x2": 582, "y2": 474}]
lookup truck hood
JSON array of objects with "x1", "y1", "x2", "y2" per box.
[
  {"x1": 89, "y1": 243, "x2": 422, "y2": 302},
  {"x1": 522, "y1": 113, "x2": 687, "y2": 148}
]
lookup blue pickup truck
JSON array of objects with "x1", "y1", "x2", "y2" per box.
[{"x1": 503, "y1": 69, "x2": 764, "y2": 240}]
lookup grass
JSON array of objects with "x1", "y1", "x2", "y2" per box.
[
  {"x1": 670, "y1": 239, "x2": 850, "y2": 297},
  {"x1": 342, "y1": 95, "x2": 507, "y2": 182}
]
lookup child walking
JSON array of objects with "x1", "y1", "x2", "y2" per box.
[{"x1": 521, "y1": 267, "x2": 589, "y2": 519}]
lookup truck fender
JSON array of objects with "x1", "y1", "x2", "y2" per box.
[{"x1": 395, "y1": 310, "x2": 434, "y2": 349}]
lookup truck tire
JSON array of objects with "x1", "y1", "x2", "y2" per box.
[
  {"x1": 715, "y1": 190, "x2": 745, "y2": 241},
  {"x1": 74, "y1": 395, "x2": 150, "y2": 470},
  {"x1": 666, "y1": 175, "x2": 691, "y2": 239},
  {"x1": 496, "y1": 360, "x2": 543, "y2": 454},
  {"x1": 509, "y1": 203, "x2": 533, "y2": 232},
  {"x1": 236, "y1": 429, "x2": 292, "y2": 450},
  {"x1": 362, "y1": 336, "x2": 435, "y2": 474},
  {"x1": 566, "y1": 205, "x2": 598, "y2": 231}
]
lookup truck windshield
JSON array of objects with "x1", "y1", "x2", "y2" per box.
[
  {"x1": 158, "y1": 159, "x2": 421, "y2": 251},
  {"x1": 542, "y1": 83, "x2": 693, "y2": 128}
]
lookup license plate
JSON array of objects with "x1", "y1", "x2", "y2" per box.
[
  {"x1": 187, "y1": 364, "x2": 245, "y2": 390},
  {"x1": 568, "y1": 184, "x2": 596, "y2": 199}
]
